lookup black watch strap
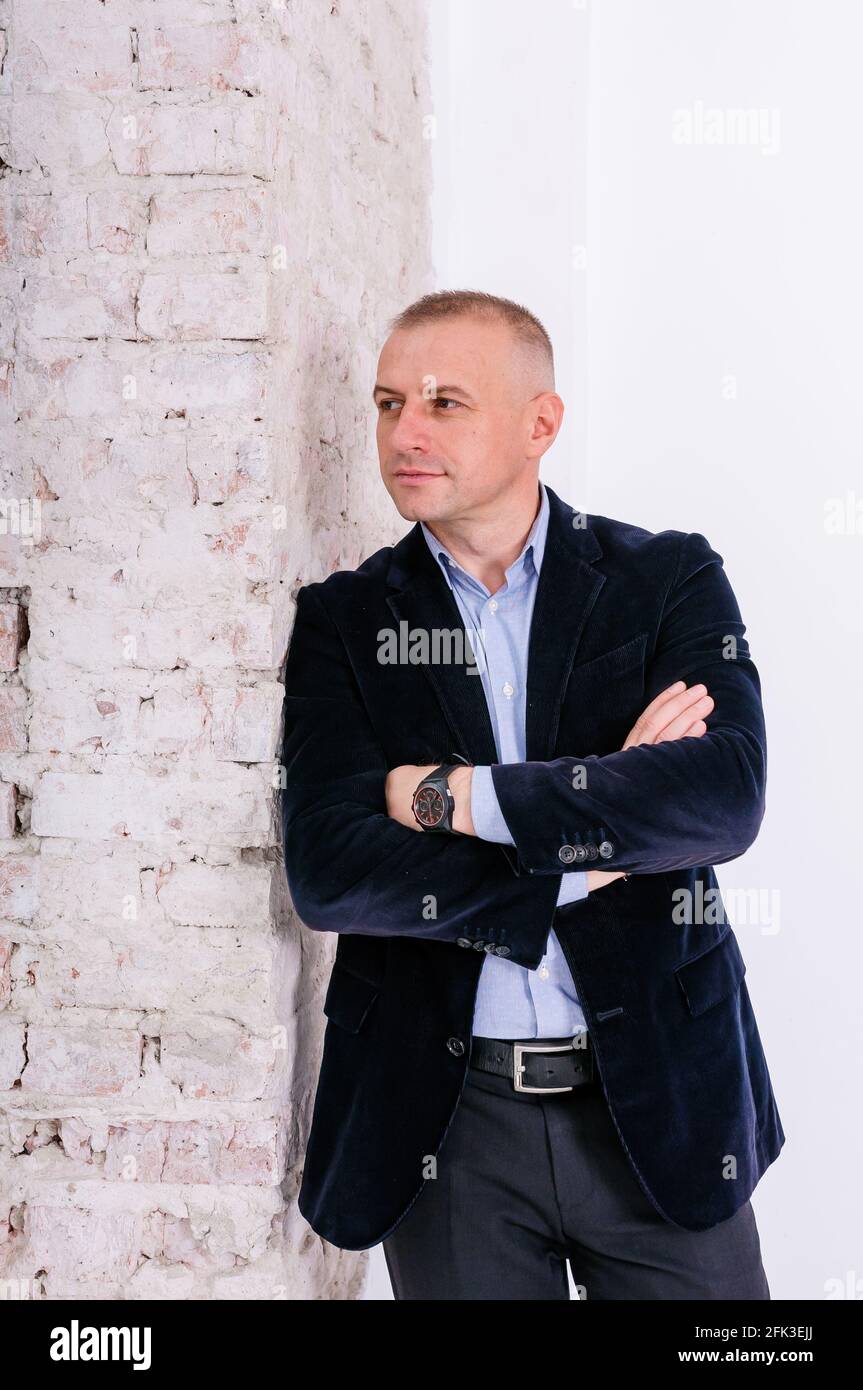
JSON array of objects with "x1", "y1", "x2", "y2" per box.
[{"x1": 413, "y1": 755, "x2": 470, "y2": 833}]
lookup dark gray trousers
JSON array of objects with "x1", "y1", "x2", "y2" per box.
[{"x1": 383, "y1": 1055, "x2": 771, "y2": 1301}]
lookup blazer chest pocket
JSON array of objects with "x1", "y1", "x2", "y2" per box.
[
  {"x1": 675, "y1": 931, "x2": 747, "y2": 1017},
  {"x1": 568, "y1": 630, "x2": 649, "y2": 690},
  {"x1": 323, "y1": 963, "x2": 381, "y2": 1034}
]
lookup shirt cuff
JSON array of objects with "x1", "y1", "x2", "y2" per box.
[
  {"x1": 556, "y1": 871, "x2": 589, "y2": 905},
  {"x1": 470, "y1": 765, "x2": 515, "y2": 844}
]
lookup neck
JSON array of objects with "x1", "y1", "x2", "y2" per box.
[{"x1": 424, "y1": 478, "x2": 542, "y2": 595}]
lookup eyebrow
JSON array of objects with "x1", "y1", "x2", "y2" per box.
[{"x1": 372, "y1": 383, "x2": 476, "y2": 403}]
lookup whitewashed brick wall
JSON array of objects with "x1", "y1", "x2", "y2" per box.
[{"x1": 0, "y1": 0, "x2": 432, "y2": 1299}]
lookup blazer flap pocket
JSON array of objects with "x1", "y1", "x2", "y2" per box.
[
  {"x1": 569, "y1": 631, "x2": 649, "y2": 687},
  {"x1": 323, "y1": 964, "x2": 381, "y2": 1033},
  {"x1": 675, "y1": 931, "x2": 746, "y2": 1017}
]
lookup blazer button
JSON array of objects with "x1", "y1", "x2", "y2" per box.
[
  {"x1": 456, "y1": 938, "x2": 472, "y2": 949},
  {"x1": 493, "y1": 945, "x2": 511, "y2": 957},
  {"x1": 598, "y1": 840, "x2": 615, "y2": 858},
  {"x1": 447, "y1": 1037, "x2": 465, "y2": 1055},
  {"x1": 573, "y1": 845, "x2": 588, "y2": 863},
  {"x1": 558, "y1": 844, "x2": 576, "y2": 864},
  {"x1": 585, "y1": 844, "x2": 598, "y2": 860},
  {"x1": 472, "y1": 939, "x2": 486, "y2": 950},
  {"x1": 483, "y1": 941, "x2": 498, "y2": 953}
]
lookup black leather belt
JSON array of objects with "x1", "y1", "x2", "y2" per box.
[{"x1": 470, "y1": 1032, "x2": 595, "y2": 1093}]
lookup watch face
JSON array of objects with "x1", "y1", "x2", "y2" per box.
[{"x1": 413, "y1": 784, "x2": 446, "y2": 828}]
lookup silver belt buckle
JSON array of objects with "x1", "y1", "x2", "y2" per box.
[{"x1": 512, "y1": 1039, "x2": 579, "y2": 1093}]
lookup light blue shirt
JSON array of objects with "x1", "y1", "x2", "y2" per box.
[{"x1": 420, "y1": 481, "x2": 589, "y2": 1040}]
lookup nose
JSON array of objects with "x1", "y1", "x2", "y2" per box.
[{"x1": 386, "y1": 400, "x2": 431, "y2": 453}]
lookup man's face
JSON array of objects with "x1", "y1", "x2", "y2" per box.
[{"x1": 374, "y1": 315, "x2": 552, "y2": 524}]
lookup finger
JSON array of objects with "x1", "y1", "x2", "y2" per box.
[
  {"x1": 635, "y1": 680, "x2": 690, "y2": 722},
  {"x1": 653, "y1": 698, "x2": 714, "y2": 743},
  {"x1": 654, "y1": 718, "x2": 708, "y2": 745},
  {"x1": 658, "y1": 722, "x2": 705, "y2": 745},
  {"x1": 624, "y1": 684, "x2": 710, "y2": 748},
  {"x1": 647, "y1": 683, "x2": 710, "y2": 722}
]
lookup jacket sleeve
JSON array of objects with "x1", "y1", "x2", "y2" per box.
[
  {"x1": 279, "y1": 582, "x2": 565, "y2": 969},
  {"x1": 489, "y1": 531, "x2": 767, "y2": 876},
  {"x1": 471, "y1": 764, "x2": 589, "y2": 905}
]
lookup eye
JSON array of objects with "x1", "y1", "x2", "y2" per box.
[{"x1": 377, "y1": 397, "x2": 462, "y2": 412}]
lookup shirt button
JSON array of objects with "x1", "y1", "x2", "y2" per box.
[
  {"x1": 502, "y1": 682, "x2": 514, "y2": 697},
  {"x1": 538, "y1": 966, "x2": 549, "y2": 980},
  {"x1": 488, "y1": 599, "x2": 498, "y2": 612}
]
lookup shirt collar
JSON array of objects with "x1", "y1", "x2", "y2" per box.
[{"x1": 420, "y1": 480, "x2": 550, "y2": 593}]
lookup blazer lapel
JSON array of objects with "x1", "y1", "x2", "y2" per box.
[
  {"x1": 523, "y1": 487, "x2": 605, "y2": 759},
  {"x1": 385, "y1": 484, "x2": 605, "y2": 765}
]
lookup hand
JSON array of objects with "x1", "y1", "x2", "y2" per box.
[
  {"x1": 586, "y1": 681, "x2": 714, "y2": 893},
  {"x1": 585, "y1": 868, "x2": 628, "y2": 891},
  {"x1": 385, "y1": 764, "x2": 475, "y2": 834},
  {"x1": 622, "y1": 680, "x2": 713, "y2": 751}
]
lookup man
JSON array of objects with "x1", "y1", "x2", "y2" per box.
[{"x1": 280, "y1": 290, "x2": 784, "y2": 1300}]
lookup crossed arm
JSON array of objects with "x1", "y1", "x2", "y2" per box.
[
  {"x1": 384, "y1": 677, "x2": 718, "y2": 887},
  {"x1": 280, "y1": 530, "x2": 766, "y2": 964}
]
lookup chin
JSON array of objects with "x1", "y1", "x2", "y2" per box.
[
  {"x1": 385, "y1": 486, "x2": 449, "y2": 526},
  {"x1": 391, "y1": 499, "x2": 429, "y2": 524}
]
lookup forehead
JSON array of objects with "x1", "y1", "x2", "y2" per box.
[{"x1": 377, "y1": 316, "x2": 516, "y2": 387}]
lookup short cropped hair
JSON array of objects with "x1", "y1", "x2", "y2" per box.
[{"x1": 388, "y1": 289, "x2": 555, "y2": 391}]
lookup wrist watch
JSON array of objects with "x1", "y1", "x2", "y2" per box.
[{"x1": 411, "y1": 755, "x2": 471, "y2": 833}]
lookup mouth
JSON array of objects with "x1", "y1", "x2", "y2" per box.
[{"x1": 393, "y1": 471, "x2": 446, "y2": 483}]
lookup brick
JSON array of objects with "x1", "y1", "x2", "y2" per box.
[
  {"x1": 23, "y1": 932, "x2": 275, "y2": 1026},
  {"x1": 0, "y1": 1017, "x2": 26, "y2": 1087},
  {"x1": 25, "y1": 1204, "x2": 142, "y2": 1281},
  {"x1": 0, "y1": 192, "x2": 89, "y2": 261},
  {"x1": 3, "y1": 95, "x2": 112, "y2": 176},
  {"x1": 0, "y1": 938, "x2": 12, "y2": 1010},
  {"x1": 137, "y1": 24, "x2": 269, "y2": 95},
  {"x1": 160, "y1": 1018, "x2": 279, "y2": 1100},
  {"x1": 0, "y1": 855, "x2": 39, "y2": 921},
  {"x1": 0, "y1": 604, "x2": 24, "y2": 670},
  {"x1": 210, "y1": 683, "x2": 283, "y2": 761},
  {"x1": 31, "y1": 767, "x2": 271, "y2": 845},
  {"x1": 106, "y1": 98, "x2": 275, "y2": 178},
  {"x1": 0, "y1": 685, "x2": 26, "y2": 752},
  {"x1": 20, "y1": 269, "x2": 139, "y2": 339},
  {"x1": 21, "y1": 1024, "x2": 142, "y2": 1096},
  {"x1": 147, "y1": 188, "x2": 268, "y2": 257},
  {"x1": 154, "y1": 860, "x2": 271, "y2": 928},
  {"x1": 0, "y1": 783, "x2": 16, "y2": 838},
  {"x1": 87, "y1": 190, "x2": 150, "y2": 255},
  {"x1": 101, "y1": 1118, "x2": 284, "y2": 1184},
  {"x1": 10, "y1": 25, "x2": 134, "y2": 94},
  {"x1": 137, "y1": 267, "x2": 268, "y2": 341},
  {"x1": 27, "y1": 596, "x2": 276, "y2": 669},
  {"x1": 185, "y1": 428, "x2": 270, "y2": 503}
]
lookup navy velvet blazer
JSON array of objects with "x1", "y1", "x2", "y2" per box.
[{"x1": 280, "y1": 483, "x2": 785, "y2": 1252}]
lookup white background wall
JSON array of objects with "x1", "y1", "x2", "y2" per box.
[{"x1": 367, "y1": 0, "x2": 863, "y2": 1300}]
